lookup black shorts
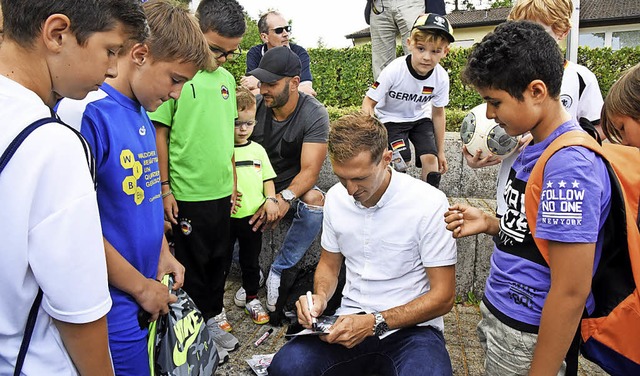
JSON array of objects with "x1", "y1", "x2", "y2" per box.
[{"x1": 385, "y1": 118, "x2": 437, "y2": 168}]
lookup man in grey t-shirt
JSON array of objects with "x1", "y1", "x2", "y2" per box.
[{"x1": 239, "y1": 46, "x2": 329, "y2": 315}]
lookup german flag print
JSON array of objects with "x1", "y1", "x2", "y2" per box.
[
  {"x1": 422, "y1": 86, "x2": 434, "y2": 95},
  {"x1": 390, "y1": 139, "x2": 406, "y2": 151},
  {"x1": 371, "y1": 81, "x2": 380, "y2": 89}
]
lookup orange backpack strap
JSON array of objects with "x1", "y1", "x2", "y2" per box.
[
  {"x1": 525, "y1": 131, "x2": 606, "y2": 265},
  {"x1": 526, "y1": 130, "x2": 640, "y2": 287}
]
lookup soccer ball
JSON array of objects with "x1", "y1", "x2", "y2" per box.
[{"x1": 460, "y1": 103, "x2": 520, "y2": 160}]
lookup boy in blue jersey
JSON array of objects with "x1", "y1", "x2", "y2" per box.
[
  {"x1": 56, "y1": 0, "x2": 211, "y2": 374},
  {"x1": 148, "y1": 0, "x2": 246, "y2": 361},
  {"x1": 444, "y1": 21, "x2": 611, "y2": 375}
]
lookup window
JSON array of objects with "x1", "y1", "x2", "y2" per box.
[
  {"x1": 579, "y1": 32, "x2": 605, "y2": 48},
  {"x1": 612, "y1": 30, "x2": 640, "y2": 50}
]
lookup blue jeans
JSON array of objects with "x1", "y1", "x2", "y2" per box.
[
  {"x1": 268, "y1": 326, "x2": 452, "y2": 376},
  {"x1": 270, "y1": 198, "x2": 323, "y2": 275}
]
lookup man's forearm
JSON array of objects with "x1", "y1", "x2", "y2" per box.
[
  {"x1": 314, "y1": 250, "x2": 343, "y2": 304},
  {"x1": 381, "y1": 265, "x2": 455, "y2": 329},
  {"x1": 54, "y1": 316, "x2": 114, "y2": 376}
]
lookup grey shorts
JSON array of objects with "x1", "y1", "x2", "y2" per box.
[{"x1": 477, "y1": 302, "x2": 566, "y2": 375}]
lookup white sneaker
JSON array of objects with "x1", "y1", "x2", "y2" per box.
[
  {"x1": 266, "y1": 271, "x2": 281, "y2": 312},
  {"x1": 234, "y1": 287, "x2": 246, "y2": 308},
  {"x1": 234, "y1": 270, "x2": 266, "y2": 307}
]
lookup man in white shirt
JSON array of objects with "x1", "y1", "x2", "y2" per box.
[{"x1": 268, "y1": 112, "x2": 457, "y2": 376}]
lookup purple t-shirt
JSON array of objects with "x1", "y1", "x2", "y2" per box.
[{"x1": 484, "y1": 120, "x2": 611, "y2": 332}]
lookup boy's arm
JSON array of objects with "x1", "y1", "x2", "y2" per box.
[
  {"x1": 231, "y1": 152, "x2": 240, "y2": 215},
  {"x1": 261, "y1": 180, "x2": 278, "y2": 222},
  {"x1": 432, "y1": 105, "x2": 447, "y2": 173},
  {"x1": 156, "y1": 234, "x2": 185, "y2": 290},
  {"x1": 104, "y1": 237, "x2": 176, "y2": 322},
  {"x1": 529, "y1": 241, "x2": 595, "y2": 375},
  {"x1": 153, "y1": 122, "x2": 178, "y2": 224},
  {"x1": 54, "y1": 316, "x2": 114, "y2": 376},
  {"x1": 361, "y1": 96, "x2": 378, "y2": 117},
  {"x1": 444, "y1": 203, "x2": 500, "y2": 237}
]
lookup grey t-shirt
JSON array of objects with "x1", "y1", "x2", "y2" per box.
[{"x1": 251, "y1": 92, "x2": 329, "y2": 192}]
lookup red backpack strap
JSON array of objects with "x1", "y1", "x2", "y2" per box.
[{"x1": 524, "y1": 130, "x2": 602, "y2": 265}]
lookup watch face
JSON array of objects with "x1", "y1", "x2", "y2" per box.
[
  {"x1": 282, "y1": 190, "x2": 295, "y2": 201},
  {"x1": 375, "y1": 322, "x2": 389, "y2": 336}
]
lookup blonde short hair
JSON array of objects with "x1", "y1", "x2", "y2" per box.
[
  {"x1": 142, "y1": 0, "x2": 212, "y2": 71},
  {"x1": 236, "y1": 86, "x2": 256, "y2": 112},
  {"x1": 602, "y1": 63, "x2": 640, "y2": 144},
  {"x1": 410, "y1": 28, "x2": 450, "y2": 47},
  {"x1": 508, "y1": 0, "x2": 573, "y2": 36}
]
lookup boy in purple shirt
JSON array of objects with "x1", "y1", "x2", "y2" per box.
[{"x1": 444, "y1": 21, "x2": 611, "y2": 375}]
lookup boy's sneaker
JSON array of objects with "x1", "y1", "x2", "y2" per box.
[
  {"x1": 213, "y1": 308, "x2": 232, "y2": 332},
  {"x1": 245, "y1": 299, "x2": 270, "y2": 325},
  {"x1": 214, "y1": 343, "x2": 229, "y2": 365},
  {"x1": 234, "y1": 287, "x2": 247, "y2": 308},
  {"x1": 266, "y1": 271, "x2": 281, "y2": 312},
  {"x1": 206, "y1": 318, "x2": 239, "y2": 352},
  {"x1": 234, "y1": 270, "x2": 266, "y2": 308}
]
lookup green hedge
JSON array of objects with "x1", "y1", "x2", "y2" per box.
[{"x1": 224, "y1": 45, "x2": 640, "y2": 130}]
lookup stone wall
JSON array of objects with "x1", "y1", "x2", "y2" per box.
[{"x1": 254, "y1": 132, "x2": 500, "y2": 299}]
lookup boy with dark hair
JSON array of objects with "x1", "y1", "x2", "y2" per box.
[
  {"x1": 445, "y1": 20, "x2": 611, "y2": 375},
  {"x1": 148, "y1": 0, "x2": 246, "y2": 364},
  {"x1": 56, "y1": 0, "x2": 211, "y2": 373},
  {"x1": 465, "y1": 0, "x2": 605, "y2": 220},
  {"x1": 362, "y1": 13, "x2": 453, "y2": 187},
  {"x1": 0, "y1": 0, "x2": 146, "y2": 374}
]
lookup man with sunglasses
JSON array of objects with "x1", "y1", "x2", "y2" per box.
[
  {"x1": 148, "y1": 0, "x2": 246, "y2": 365},
  {"x1": 241, "y1": 11, "x2": 316, "y2": 97}
]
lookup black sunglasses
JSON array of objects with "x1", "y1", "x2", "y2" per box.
[
  {"x1": 271, "y1": 25, "x2": 292, "y2": 35},
  {"x1": 209, "y1": 45, "x2": 242, "y2": 60}
]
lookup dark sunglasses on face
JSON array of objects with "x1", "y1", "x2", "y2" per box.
[
  {"x1": 209, "y1": 45, "x2": 242, "y2": 60},
  {"x1": 271, "y1": 25, "x2": 292, "y2": 34}
]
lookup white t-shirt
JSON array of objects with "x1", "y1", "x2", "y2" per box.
[
  {"x1": 321, "y1": 169, "x2": 457, "y2": 336},
  {"x1": 366, "y1": 55, "x2": 450, "y2": 123},
  {"x1": 495, "y1": 61, "x2": 604, "y2": 215},
  {"x1": 0, "y1": 76, "x2": 111, "y2": 375}
]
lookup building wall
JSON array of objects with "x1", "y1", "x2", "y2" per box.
[{"x1": 580, "y1": 23, "x2": 640, "y2": 49}]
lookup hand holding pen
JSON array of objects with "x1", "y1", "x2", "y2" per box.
[{"x1": 306, "y1": 291, "x2": 318, "y2": 331}]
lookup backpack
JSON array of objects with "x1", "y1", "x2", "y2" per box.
[
  {"x1": 149, "y1": 275, "x2": 218, "y2": 376},
  {"x1": 525, "y1": 130, "x2": 640, "y2": 375}
]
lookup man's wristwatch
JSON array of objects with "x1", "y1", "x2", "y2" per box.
[
  {"x1": 372, "y1": 311, "x2": 389, "y2": 337},
  {"x1": 280, "y1": 189, "x2": 296, "y2": 204}
]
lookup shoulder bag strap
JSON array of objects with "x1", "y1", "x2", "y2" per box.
[{"x1": 1, "y1": 116, "x2": 59, "y2": 375}]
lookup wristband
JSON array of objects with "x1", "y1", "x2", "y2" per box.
[
  {"x1": 265, "y1": 196, "x2": 279, "y2": 204},
  {"x1": 161, "y1": 180, "x2": 170, "y2": 185},
  {"x1": 162, "y1": 190, "x2": 173, "y2": 199}
]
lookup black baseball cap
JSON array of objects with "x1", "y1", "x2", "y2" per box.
[
  {"x1": 412, "y1": 13, "x2": 455, "y2": 43},
  {"x1": 248, "y1": 46, "x2": 301, "y2": 84}
]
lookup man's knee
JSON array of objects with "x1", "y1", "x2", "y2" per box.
[{"x1": 300, "y1": 189, "x2": 324, "y2": 207}]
